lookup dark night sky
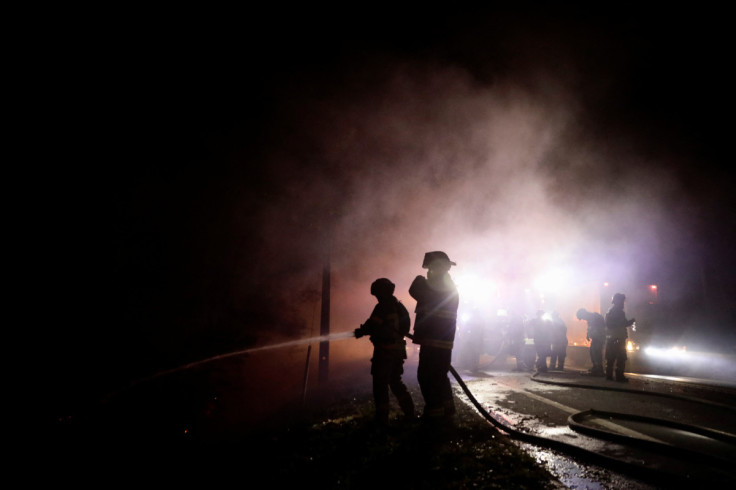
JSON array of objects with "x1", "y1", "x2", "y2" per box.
[{"x1": 43, "y1": 6, "x2": 735, "y2": 404}]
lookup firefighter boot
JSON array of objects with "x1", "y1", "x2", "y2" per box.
[
  {"x1": 443, "y1": 398, "x2": 457, "y2": 425},
  {"x1": 615, "y1": 368, "x2": 628, "y2": 382},
  {"x1": 397, "y1": 392, "x2": 415, "y2": 421},
  {"x1": 375, "y1": 404, "x2": 390, "y2": 427},
  {"x1": 537, "y1": 357, "x2": 548, "y2": 373},
  {"x1": 605, "y1": 362, "x2": 614, "y2": 381}
]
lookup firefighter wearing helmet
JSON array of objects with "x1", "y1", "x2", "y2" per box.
[
  {"x1": 409, "y1": 251, "x2": 459, "y2": 423},
  {"x1": 576, "y1": 307, "x2": 606, "y2": 376},
  {"x1": 354, "y1": 278, "x2": 415, "y2": 425},
  {"x1": 604, "y1": 293, "x2": 636, "y2": 382}
]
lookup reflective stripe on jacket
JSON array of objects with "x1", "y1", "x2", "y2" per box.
[{"x1": 409, "y1": 274, "x2": 459, "y2": 346}]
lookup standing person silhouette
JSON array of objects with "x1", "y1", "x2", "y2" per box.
[
  {"x1": 605, "y1": 293, "x2": 636, "y2": 382},
  {"x1": 354, "y1": 278, "x2": 415, "y2": 426},
  {"x1": 549, "y1": 311, "x2": 568, "y2": 371},
  {"x1": 409, "y1": 251, "x2": 459, "y2": 424},
  {"x1": 505, "y1": 310, "x2": 528, "y2": 371},
  {"x1": 576, "y1": 308, "x2": 606, "y2": 376},
  {"x1": 528, "y1": 309, "x2": 552, "y2": 373}
]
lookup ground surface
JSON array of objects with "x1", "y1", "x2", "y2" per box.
[
  {"x1": 50, "y1": 351, "x2": 566, "y2": 488},
  {"x1": 54, "y1": 344, "x2": 732, "y2": 487}
]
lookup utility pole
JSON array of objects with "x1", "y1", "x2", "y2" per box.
[{"x1": 319, "y1": 235, "x2": 331, "y2": 383}]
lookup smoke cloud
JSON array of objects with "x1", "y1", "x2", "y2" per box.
[
  {"x1": 50, "y1": 8, "x2": 733, "y2": 399},
  {"x1": 230, "y1": 48, "x2": 705, "y2": 342}
]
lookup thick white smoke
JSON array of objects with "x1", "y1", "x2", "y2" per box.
[{"x1": 236, "y1": 49, "x2": 703, "y2": 350}]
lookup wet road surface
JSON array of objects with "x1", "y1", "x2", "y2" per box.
[{"x1": 452, "y1": 362, "x2": 736, "y2": 487}]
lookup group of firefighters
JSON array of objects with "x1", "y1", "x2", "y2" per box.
[
  {"x1": 354, "y1": 251, "x2": 459, "y2": 426},
  {"x1": 577, "y1": 292, "x2": 636, "y2": 382},
  {"x1": 353, "y1": 250, "x2": 636, "y2": 426},
  {"x1": 517, "y1": 309, "x2": 569, "y2": 373},
  {"x1": 473, "y1": 295, "x2": 636, "y2": 382}
]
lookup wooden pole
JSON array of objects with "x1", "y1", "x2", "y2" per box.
[
  {"x1": 319, "y1": 246, "x2": 331, "y2": 383},
  {"x1": 302, "y1": 344, "x2": 312, "y2": 405}
]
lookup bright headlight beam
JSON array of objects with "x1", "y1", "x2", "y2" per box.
[{"x1": 644, "y1": 346, "x2": 689, "y2": 359}]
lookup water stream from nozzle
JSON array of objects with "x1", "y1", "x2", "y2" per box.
[{"x1": 103, "y1": 331, "x2": 357, "y2": 402}]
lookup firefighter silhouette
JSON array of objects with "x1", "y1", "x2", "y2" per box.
[
  {"x1": 577, "y1": 307, "x2": 606, "y2": 376},
  {"x1": 549, "y1": 311, "x2": 568, "y2": 371},
  {"x1": 409, "y1": 251, "x2": 459, "y2": 422},
  {"x1": 528, "y1": 310, "x2": 552, "y2": 373},
  {"x1": 355, "y1": 278, "x2": 415, "y2": 425},
  {"x1": 605, "y1": 293, "x2": 636, "y2": 382}
]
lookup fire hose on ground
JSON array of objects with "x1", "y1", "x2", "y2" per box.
[
  {"x1": 402, "y1": 334, "x2": 734, "y2": 485},
  {"x1": 448, "y1": 364, "x2": 734, "y2": 484}
]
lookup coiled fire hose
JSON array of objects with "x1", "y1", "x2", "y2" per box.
[{"x1": 405, "y1": 333, "x2": 731, "y2": 485}]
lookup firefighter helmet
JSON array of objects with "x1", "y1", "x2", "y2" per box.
[
  {"x1": 612, "y1": 293, "x2": 626, "y2": 304},
  {"x1": 371, "y1": 278, "x2": 395, "y2": 297},
  {"x1": 421, "y1": 251, "x2": 457, "y2": 269}
]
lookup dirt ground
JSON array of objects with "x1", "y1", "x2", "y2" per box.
[{"x1": 49, "y1": 344, "x2": 569, "y2": 488}]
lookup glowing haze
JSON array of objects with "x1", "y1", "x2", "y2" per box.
[
  {"x1": 240, "y1": 52, "x2": 699, "y2": 349},
  {"x1": 42, "y1": 8, "x2": 736, "y2": 425}
]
